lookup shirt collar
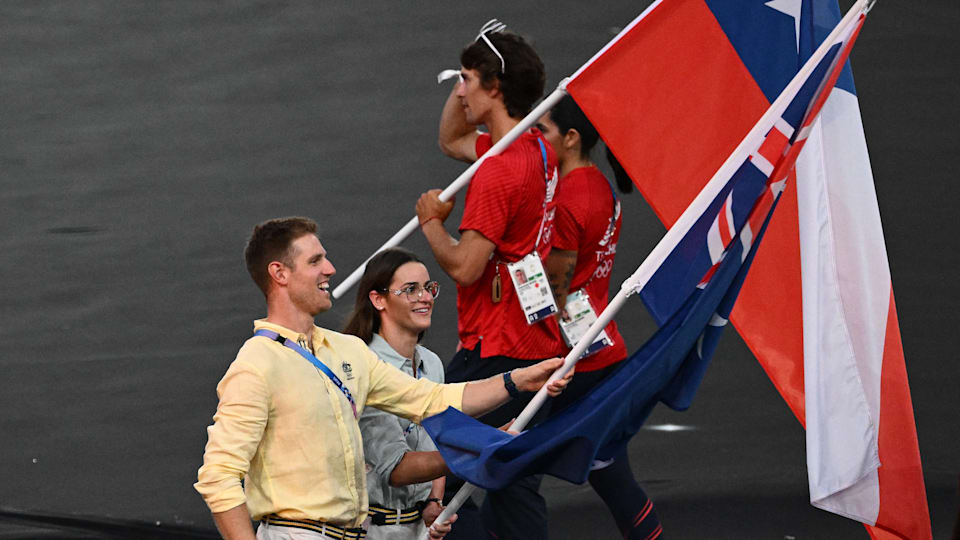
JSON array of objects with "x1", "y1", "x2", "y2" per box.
[
  {"x1": 253, "y1": 319, "x2": 329, "y2": 349},
  {"x1": 369, "y1": 334, "x2": 423, "y2": 374}
]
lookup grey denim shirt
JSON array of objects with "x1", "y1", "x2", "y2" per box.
[{"x1": 360, "y1": 334, "x2": 445, "y2": 508}]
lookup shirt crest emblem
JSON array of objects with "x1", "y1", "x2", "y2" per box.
[{"x1": 545, "y1": 169, "x2": 558, "y2": 203}]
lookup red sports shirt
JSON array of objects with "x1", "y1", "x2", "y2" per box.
[
  {"x1": 456, "y1": 130, "x2": 564, "y2": 360},
  {"x1": 552, "y1": 166, "x2": 628, "y2": 371}
]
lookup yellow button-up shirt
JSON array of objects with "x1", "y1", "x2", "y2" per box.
[{"x1": 195, "y1": 320, "x2": 465, "y2": 527}]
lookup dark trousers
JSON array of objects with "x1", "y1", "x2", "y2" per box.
[
  {"x1": 443, "y1": 345, "x2": 553, "y2": 540},
  {"x1": 548, "y1": 362, "x2": 664, "y2": 539}
]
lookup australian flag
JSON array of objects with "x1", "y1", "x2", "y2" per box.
[{"x1": 423, "y1": 1, "x2": 865, "y2": 491}]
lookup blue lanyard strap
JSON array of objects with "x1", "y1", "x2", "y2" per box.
[
  {"x1": 605, "y1": 175, "x2": 618, "y2": 203},
  {"x1": 537, "y1": 137, "x2": 549, "y2": 183},
  {"x1": 254, "y1": 329, "x2": 358, "y2": 418},
  {"x1": 532, "y1": 137, "x2": 554, "y2": 251},
  {"x1": 603, "y1": 174, "x2": 620, "y2": 233}
]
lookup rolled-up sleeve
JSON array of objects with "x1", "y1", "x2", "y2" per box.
[
  {"x1": 194, "y1": 361, "x2": 269, "y2": 513},
  {"x1": 359, "y1": 408, "x2": 409, "y2": 488}
]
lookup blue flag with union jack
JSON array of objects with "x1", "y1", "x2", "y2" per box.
[
  {"x1": 423, "y1": 0, "x2": 864, "y2": 491},
  {"x1": 424, "y1": 206, "x2": 774, "y2": 488}
]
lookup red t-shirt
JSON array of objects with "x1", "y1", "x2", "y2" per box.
[
  {"x1": 552, "y1": 166, "x2": 628, "y2": 371},
  {"x1": 456, "y1": 130, "x2": 564, "y2": 360}
]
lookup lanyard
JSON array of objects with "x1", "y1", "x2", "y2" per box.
[
  {"x1": 599, "y1": 174, "x2": 620, "y2": 247},
  {"x1": 604, "y1": 174, "x2": 618, "y2": 205},
  {"x1": 254, "y1": 329, "x2": 358, "y2": 418},
  {"x1": 532, "y1": 137, "x2": 554, "y2": 251}
]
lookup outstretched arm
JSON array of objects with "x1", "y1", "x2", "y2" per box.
[
  {"x1": 460, "y1": 358, "x2": 571, "y2": 417},
  {"x1": 364, "y1": 350, "x2": 569, "y2": 427}
]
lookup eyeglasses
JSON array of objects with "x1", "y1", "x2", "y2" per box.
[
  {"x1": 476, "y1": 19, "x2": 507, "y2": 74},
  {"x1": 383, "y1": 281, "x2": 440, "y2": 302}
]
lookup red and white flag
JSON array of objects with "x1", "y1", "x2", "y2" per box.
[{"x1": 566, "y1": 0, "x2": 930, "y2": 537}]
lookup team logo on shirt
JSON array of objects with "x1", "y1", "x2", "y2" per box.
[
  {"x1": 545, "y1": 169, "x2": 558, "y2": 203},
  {"x1": 597, "y1": 200, "x2": 621, "y2": 247},
  {"x1": 541, "y1": 207, "x2": 556, "y2": 246},
  {"x1": 341, "y1": 362, "x2": 354, "y2": 380}
]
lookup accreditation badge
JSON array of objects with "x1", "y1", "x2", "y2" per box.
[
  {"x1": 559, "y1": 289, "x2": 613, "y2": 358},
  {"x1": 507, "y1": 252, "x2": 558, "y2": 325}
]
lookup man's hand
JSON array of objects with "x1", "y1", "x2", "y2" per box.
[
  {"x1": 498, "y1": 418, "x2": 518, "y2": 434},
  {"x1": 428, "y1": 514, "x2": 458, "y2": 539},
  {"x1": 461, "y1": 358, "x2": 572, "y2": 417},
  {"x1": 416, "y1": 189, "x2": 456, "y2": 226},
  {"x1": 512, "y1": 358, "x2": 573, "y2": 397},
  {"x1": 422, "y1": 500, "x2": 444, "y2": 527},
  {"x1": 211, "y1": 504, "x2": 257, "y2": 540}
]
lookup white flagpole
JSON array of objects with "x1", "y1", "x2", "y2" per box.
[
  {"x1": 332, "y1": 0, "x2": 667, "y2": 302},
  {"x1": 428, "y1": 3, "x2": 869, "y2": 533},
  {"x1": 428, "y1": 267, "x2": 642, "y2": 534},
  {"x1": 427, "y1": 282, "x2": 632, "y2": 535},
  {"x1": 331, "y1": 84, "x2": 569, "y2": 299},
  {"x1": 336, "y1": 0, "x2": 869, "y2": 301}
]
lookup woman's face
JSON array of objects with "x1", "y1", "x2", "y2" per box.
[
  {"x1": 537, "y1": 111, "x2": 568, "y2": 166},
  {"x1": 379, "y1": 261, "x2": 435, "y2": 336}
]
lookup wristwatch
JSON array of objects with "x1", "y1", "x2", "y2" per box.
[
  {"x1": 419, "y1": 498, "x2": 443, "y2": 511},
  {"x1": 503, "y1": 370, "x2": 521, "y2": 399}
]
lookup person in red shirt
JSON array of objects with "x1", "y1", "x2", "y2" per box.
[
  {"x1": 539, "y1": 94, "x2": 663, "y2": 540},
  {"x1": 415, "y1": 21, "x2": 563, "y2": 540}
]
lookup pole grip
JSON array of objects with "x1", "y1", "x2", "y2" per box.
[{"x1": 332, "y1": 86, "x2": 569, "y2": 299}]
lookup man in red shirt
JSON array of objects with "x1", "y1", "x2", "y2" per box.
[{"x1": 416, "y1": 23, "x2": 564, "y2": 540}]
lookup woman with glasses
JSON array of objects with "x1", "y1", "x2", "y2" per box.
[
  {"x1": 343, "y1": 247, "x2": 449, "y2": 540},
  {"x1": 538, "y1": 94, "x2": 664, "y2": 540}
]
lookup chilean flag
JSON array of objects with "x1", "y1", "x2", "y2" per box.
[
  {"x1": 424, "y1": 2, "x2": 872, "y2": 525},
  {"x1": 566, "y1": 0, "x2": 930, "y2": 538}
]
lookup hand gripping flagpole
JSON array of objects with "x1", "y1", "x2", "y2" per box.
[
  {"x1": 427, "y1": 278, "x2": 635, "y2": 535},
  {"x1": 428, "y1": 238, "x2": 663, "y2": 535},
  {"x1": 429, "y1": 2, "x2": 871, "y2": 533},
  {"x1": 330, "y1": 83, "x2": 569, "y2": 300}
]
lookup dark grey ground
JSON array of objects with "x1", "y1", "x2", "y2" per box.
[{"x1": 1, "y1": 1, "x2": 957, "y2": 539}]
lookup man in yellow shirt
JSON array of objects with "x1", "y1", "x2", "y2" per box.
[{"x1": 195, "y1": 217, "x2": 568, "y2": 540}]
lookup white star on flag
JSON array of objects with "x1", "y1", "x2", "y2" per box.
[{"x1": 765, "y1": 0, "x2": 802, "y2": 52}]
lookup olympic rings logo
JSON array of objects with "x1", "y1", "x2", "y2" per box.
[{"x1": 593, "y1": 259, "x2": 614, "y2": 279}]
